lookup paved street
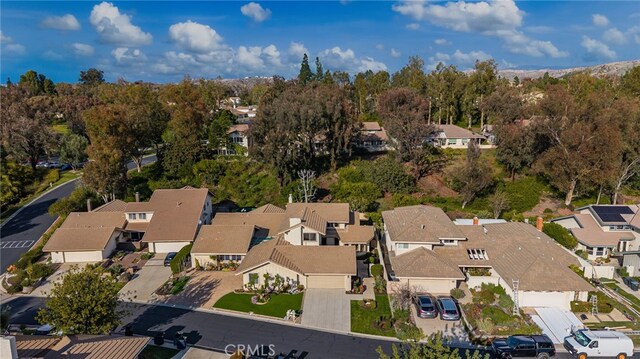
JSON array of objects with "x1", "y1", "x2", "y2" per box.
[
  {"x1": 301, "y1": 288, "x2": 351, "y2": 331},
  {"x1": 0, "y1": 155, "x2": 156, "y2": 274}
]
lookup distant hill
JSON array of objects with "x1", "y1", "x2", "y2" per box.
[{"x1": 498, "y1": 60, "x2": 640, "y2": 80}]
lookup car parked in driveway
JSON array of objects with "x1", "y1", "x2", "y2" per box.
[
  {"x1": 414, "y1": 294, "x2": 438, "y2": 318},
  {"x1": 164, "y1": 252, "x2": 177, "y2": 266},
  {"x1": 436, "y1": 296, "x2": 460, "y2": 321},
  {"x1": 493, "y1": 335, "x2": 555, "y2": 358}
]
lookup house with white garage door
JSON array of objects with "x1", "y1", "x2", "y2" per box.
[{"x1": 382, "y1": 205, "x2": 593, "y2": 310}]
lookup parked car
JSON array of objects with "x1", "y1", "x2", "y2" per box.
[
  {"x1": 414, "y1": 294, "x2": 438, "y2": 318},
  {"x1": 164, "y1": 252, "x2": 177, "y2": 266},
  {"x1": 492, "y1": 335, "x2": 555, "y2": 359},
  {"x1": 563, "y1": 329, "x2": 633, "y2": 359},
  {"x1": 436, "y1": 296, "x2": 460, "y2": 321}
]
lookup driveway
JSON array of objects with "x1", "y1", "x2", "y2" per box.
[
  {"x1": 411, "y1": 305, "x2": 468, "y2": 342},
  {"x1": 31, "y1": 263, "x2": 73, "y2": 297},
  {"x1": 301, "y1": 289, "x2": 350, "y2": 332},
  {"x1": 160, "y1": 270, "x2": 241, "y2": 308},
  {"x1": 120, "y1": 257, "x2": 171, "y2": 302}
]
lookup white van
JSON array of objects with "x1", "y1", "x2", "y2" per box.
[{"x1": 563, "y1": 329, "x2": 633, "y2": 359}]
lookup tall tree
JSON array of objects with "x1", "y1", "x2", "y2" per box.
[
  {"x1": 465, "y1": 60, "x2": 498, "y2": 128},
  {"x1": 315, "y1": 57, "x2": 324, "y2": 82},
  {"x1": 208, "y1": 109, "x2": 234, "y2": 152},
  {"x1": 36, "y1": 265, "x2": 124, "y2": 335},
  {"x1": 18, "y1": 70, "x2": 55, "y2": 96},
  {"x1": 298, "y1": 54, "x2": 314, "y2": 85},
  {"x1": 79, "y1": 68, "x2": 105, "y2": 86},
  {"x1": 449, "y1": 141, "x2": 494, "y2": 208},
  {"x1": 391, "y1": 56, "x2": 427, "y2": 93},
  {"x1": 377, "y1": 88, "x2": 436, "y2": 178},
  {"x1": 621, "y1": 66, "x2": 640, "y2": 98},
  {"x1": 59, "y1": 133, "x2": 88, "y2": 170}
]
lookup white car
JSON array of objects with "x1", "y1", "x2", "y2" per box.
[{"x1": 563, "y1": 329, "x2": 633, "y2": 359}]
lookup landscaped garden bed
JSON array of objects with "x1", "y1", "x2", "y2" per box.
[
  {"x1": 462, "y1": 284, "x2": 540, "y2": 337},
  {"x1": 213, "y1": 292, "x2": 303, "y2": 318},
  {"x1": 351, "y1": 294, "x2": 396, "y2": 337},
  {"x1": 156, "y1": 276, "x2": 191, "y2": 296}
]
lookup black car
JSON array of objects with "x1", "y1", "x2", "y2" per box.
[
  {"x1": 164, "y1": 252, "x2": 178, "y2": 266},
  {"x1": 492, "y1": 335, "x2": 555, "y2": 359},
  {"x1": 414, "y1": 294, "x2": 438, "y2": 318}
]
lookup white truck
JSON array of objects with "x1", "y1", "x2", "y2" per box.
[{"x1": 563, "y1": 329, "x2": 633, "y2": 359}]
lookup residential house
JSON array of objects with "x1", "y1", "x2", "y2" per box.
[
  {"x1": 44, "y1": 187, "x2": 213, "y2": 263},
  {"x1": 190, "y1": 202, "x2": 373, "y2": 290},
  {"x1": 427, "y1": 125, "x2": 486, "y2": 149},
  {"x1": 354, "y1": 121, "x2": 392, "y2": 152},
  {"x1": 381, "y1": 205, "x2": 592, "y2": 310},
  {"x1": 223, "y1": 123, "x2": 250, "y2": 155},
  {"x1": 2, "y1": 334, "x2": 150, "y2": 359},
  {"x1": 551, "y1": 205, "x2": 640, "y2": 261},
  {"x1": 481, "y1": 124, "x2": 496, "y2": 145}
]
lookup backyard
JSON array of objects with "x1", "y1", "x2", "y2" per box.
[
  {"x1": 350, "y1": 294, "x2": 395, "y2": 337},
  {"x1": 213, "y1": 292, "x2": 304, "y2": 318}
]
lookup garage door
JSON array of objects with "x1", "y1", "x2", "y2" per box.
[
  {"x1": 63, "y1": 251, "x2": 103, "y2": 263},
  {"x1": 307, "y1": 275, "x2": 346, "y2": 289},
  {"x1": 520, "y1": 291, "x2": 572, "y2": 310},
  {"x1": 406, "y1": 278, "x2": 457, "y2": 294},
  {"x1": 152, "y1": 241, "x2": 191, "y2": 254}
]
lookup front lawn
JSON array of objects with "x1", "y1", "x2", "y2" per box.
[
  {"x1": 213, "y1": 292, "x2": 303, "y2": 318},
  {"x1": 351, "y1": 294, "x2": 396, "y2": 337},
  {"x1": 138, "y1": 345, "x2": 180, "y2": 359}
]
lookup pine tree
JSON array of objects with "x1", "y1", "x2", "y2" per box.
[
  {"x1": 298, "y1": 54, "x2": 314, "y2": 85},
  {"x1": 315, "y1": 57, "x2": 324, "y2": 81}
]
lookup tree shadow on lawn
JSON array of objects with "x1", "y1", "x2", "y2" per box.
[{"x1": 160, "y1": 276, "x2": 221, "y2": 308}]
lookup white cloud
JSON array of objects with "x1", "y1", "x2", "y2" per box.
[
  {"x1": 288, "y1": 41, "x2": 308, "y2": 62},
  {"x1": 240, "y1": 2, "x2": 272, "y2": 23},
  {"x1": 500, "y1": 59, "x2": 516, "y2": 69},
  {"x1": 452, "y1": 49, "x2": 491, "y2": 65},
  {"x1": 376, "y1": 44, "x2": 384, "y2": 50},
  {"x1": 5, "y1": 44, "x2": 26, "y2": 55},
  {"x1": 236, "y1": 46, "x2": 265, "y2": 68},
  {"x1": 112, "y1": 47, "x2": 146, "y2": 64},
  {"x1": 41, "y1": 14, "x2": 80, "y2": 30},
  {"x1": 0, "y1": 31, "x2": 11, "y2": 44},
  {"x1": 592, "y1": 14, "x2": 609, "y2": 27},
  {"x1": 393, "y1": 0, "x2": 566, "y2": 58},
  {"x1": 524, "y1": 25, "x2": 553, "y2": 34},
  {"x1": 603, "y1": 28, "x2": 627, "y2": 45},
  {"x1": 581, "y1": 36, "x2": 616, "y2": 60},
  {"x1": 43, "y1": 50, "x2": 63, "y2": 60},
  {"x1": 319, "y1": 46, "x2": 387, "y2": 72},
  {"x1": 71, "y1": 43, "x2": 94, "y2": 56},
  {"x1": 390, "y1": 48, "x2": 401, "y2": 58},
  {"x1": 406, "y1": 23, "x2": 420, "y2": 30},
  {"x1": 89, "y1": 2, "x2": 152, "y2": 46},
  {"x1": 434, "y1": 38, "x2": 450, "y2": 45},
  {"x1": 168, "y1": 21, "x2": 225, "y2": 53}
]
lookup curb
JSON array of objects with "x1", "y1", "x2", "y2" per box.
[{"x1": 0, "y1": 177, "x2": 79, "y2": 228}]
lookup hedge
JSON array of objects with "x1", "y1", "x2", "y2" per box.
[
  {"x1": 542, "y1": 222, "x2": 578, "y2": 250},
  {"x1": 371, "y1": 264, "x2": 383, "y2": 277},
  {"x1": 170, "y1": 244, "x2": 193, "y2": 274}
]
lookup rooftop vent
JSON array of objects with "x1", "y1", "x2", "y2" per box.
[{"x1": 421, "y1": 224, "x2": 426, "y2": 229}]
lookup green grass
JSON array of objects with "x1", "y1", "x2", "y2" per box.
[
  {"x1": 572, "y1": 196, "x2": 612, "y2": 209},
  {"x1": 138, "y1": 345, "x2": 180, "y2": 359},
  {"x1": 170, "y1": 276, "x2": 190, "y2": 295},
  {"x1": 52, "y1": 124, "x2": 70, "y2": 135},
  {"x1": 504, "y1": 176, "x2": 548, "y2": 213},
  {"x1": 213, "y1": 293, "x2": 303, "y2": 318},
  {"x1": 604, "y1": 283, "x2": 640, "y2": 312},
  {"x1": 350, "y1": 294, "x2": 396, "y2": 337}
]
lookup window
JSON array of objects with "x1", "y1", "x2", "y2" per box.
[
  {"x1": 596, "y1": 247, "x2": 604, "y2": 256},
  {"x1": 397, "y1": 243, "x2": 409, "y2": 249},
  {"x1": 303, "y1": 233, "x2": 316, "y2": 241},
  {"x1": 587, "y1": 247, "x2": 594, "y2": 255},
  {"x1": 467, "y1": 249, "x2": 488, "y2": 260},
  {"x1": 128, "y1": 213, "x2": 137, "y2": 220},
  {"x1": 442, "y1": 239, "x2": 456, "y2": 246},
  {"x1": 448, "y1": 139, "x2": 457, "y2": 145},
  {"x1": 138, "y1": 213, "x2": 146, "y2": 220},
  {"x1": 609, "y1": 226, "x2": 615, "y2": 230},
  {"x1": 462, "y1": 139, "x2": 469, "y2": 145}
]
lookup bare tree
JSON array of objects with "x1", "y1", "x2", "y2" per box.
[
  {"x1": 389, "y1": 281, "x2": 420, "y2": 312},
  {"x1": 297, "y1": 169, "x2": 317, "y2": 203},
  {"x1": 490, "y1": 189, "x2": 510, "y2": 219}
]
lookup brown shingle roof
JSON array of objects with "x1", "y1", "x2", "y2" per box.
[
  {"x1": 93, "y1": 200, "x2": 127, "y2": 212},
  {"x1": 285, "y1": 203, "x2": 350, "y2": 223},
  {"x1": 228, "y1": 124, "x2": 250, "y2": 134},
  {"x1": 213, "y1": 212, "x2": 286, "y2": 237},
  {"x1": 336, "y1": 224, "x2": 375, "y2": 244},
  {"x1": 142, "y1": 188, "x2": 210, "y2": 243},
  {"x1": 280, "y1": 207, "x2": 328, "y2": 235},
  {"x1": 361, "y1": 122, "x2": 382, "y2": 131},
  {"x1": 390, "y1": 247, "x2": 464, "y2": 279},
  {"x1": 236, "y1": 238, "x2": 356, "y2": 275},
  {"x1": 570, "y1": 214, "x2": 635, "y2": 247},
  {"x1": 382, "y1": 205, "x2": 465, "y2": 243},
  {"x1": 49, "y1": 335, "x2": 150, "y2": 359},
  {"x1": 61, "y1": 211, "x2": 126, "y2": 229},
  {"x1": 253, "y1": 204, "x2": 285, "y2": 213},
  {"x1": 14, "y1": 335, "x2": 61, "y2": 358},
  {"x1": 191, "y1": 225, "x2": 255, "y2": 254},
  {"x1": 437, "y1": 125, "x2": 485, "y2": 139},
  {"x1": 43, "y1": 227, "x2": 119, "y2": 252}
]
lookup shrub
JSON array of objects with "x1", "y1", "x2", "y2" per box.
[
  {"x1": 48, "y1": 187, "x2": 100, "y2": 217},
  {"x1": 468, "y1": 268, "x2": 491, "y2": 276},
  {"x1": 43, "y1": 169, "x2": 60, "y2": 185},
  {"x1": 371, "y1": 264, "x2": 383, "y2": 277},
  {"x1": 498, "y1": 293, "x2": 514, "y2": 310},
  {"x1": 503, "y1": 177, "x2": 546, "y2": 213},
  {"x1": 170, "y1": 276, "x2": 190, "y2": 295},
  {"x1": 617, "y1": 266, "x2": 630, "y2": 278},
  {"x1": 170, "y1": 244, "x2": 193, "y2": 274},
  {"x1": 450, "y1": 288, "x2": 465, "y2": 299},
  {"x1": 574, "y1": 250, "x2": 588, "y2": 260},
  {"x1": 108, "y1": 264, "x2": 124, "y2": 277},
  {"x1": 140, "y1": 252, "x2": 154, "y2": 260},
  {"x1": 543, "y1": 222, "x2": 578, "y2": 250},
  {"x1": 28, "y1": 263, "x2": 54, "y2": 280},
  {"x1": 482, "y1": 306, "x2": 511, "y2": 326},
  {"x1": 16, "y1": 245, "x2": 44, "y2": 270}
]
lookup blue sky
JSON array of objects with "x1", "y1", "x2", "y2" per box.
[{"x1": 1, "y1": 1, "x2": 639, "y2": 83}]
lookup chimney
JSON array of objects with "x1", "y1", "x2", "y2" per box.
[
  {"x1": 288, "y1": 193, "x2": 293, "y2": 204},
  {"x1": 472, "y1": 216, "x2": 479, "y2": 225},
  {"x1": 536, "y1": 216, "x2": 543, "y2": 232},
  {"x1": 87, "y1": 199, "x2": 92, "y2": 212},
  {"x1": 135, "y1": 192, "x2": 140, "y2": 202}
]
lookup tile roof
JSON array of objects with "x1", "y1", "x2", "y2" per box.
[
  {"x1": 253, "y1": 204, "x2": 285, "y2": 213},
  {"x1": 228, "y1": 124, "x2": 250, "y2": 134},
  {"x1": 382, "y1": 205, "x2": 465, "y2": 243},
  {"x1": 285, "y1": 203, "x2": 350, "y2": 223},
  {"x1": 141, "y1": 188, "x2": 210, "y2": 243},
  {"x1": 437, "y1": 125, "x2": 485, "y2": 139},
  {"x1": 43, "y1": 227, "x2": 119, "y2": 252},
  {"x1": 335, "y1": 224, "x2": 375, "y2": 244},
  {"x1": 390, "y1": 247, "x2": 464, "y2": 279},
  {"x1": 123, "y1": 222, "x2": 149, "y2": 232},
  {"x1": 213, "y1": 212, "x2": 286, "y2": 237},
  {"x1": 14, "y1": 335, "x2": 61, "y2": 358},
  {"x1": 236, "y1": 238, "x2": 356, "y2": 275},
  {"x1": 570, "y1": 214, "x2": 635, "y2": 247},
  {"x1": 61, "y1": 212, "x2": 126, "y2": 229},
  {"x1": 279, "y1": 207, "x2": 328, "y2": 235},
  {"x1": 49, "y1": 335, "x2": 150, "y2": 359},
  {"x1": 191, "y1": 225, "x2": 255, "y2": 254},
  {"x1": 93, "y1": 200, "x2": 127, "y2": 212}
]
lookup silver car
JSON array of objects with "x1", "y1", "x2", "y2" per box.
[{"x1": 436, "y1": 296, "x2": 460, "y2": 321}]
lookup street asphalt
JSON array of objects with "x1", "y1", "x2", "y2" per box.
[
  {"x1": 0, "y1": 155, "x2": 157, "y2": 274},
  {"x1": 3, "y1": 296, "x2": 628, "y2": 359}
]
